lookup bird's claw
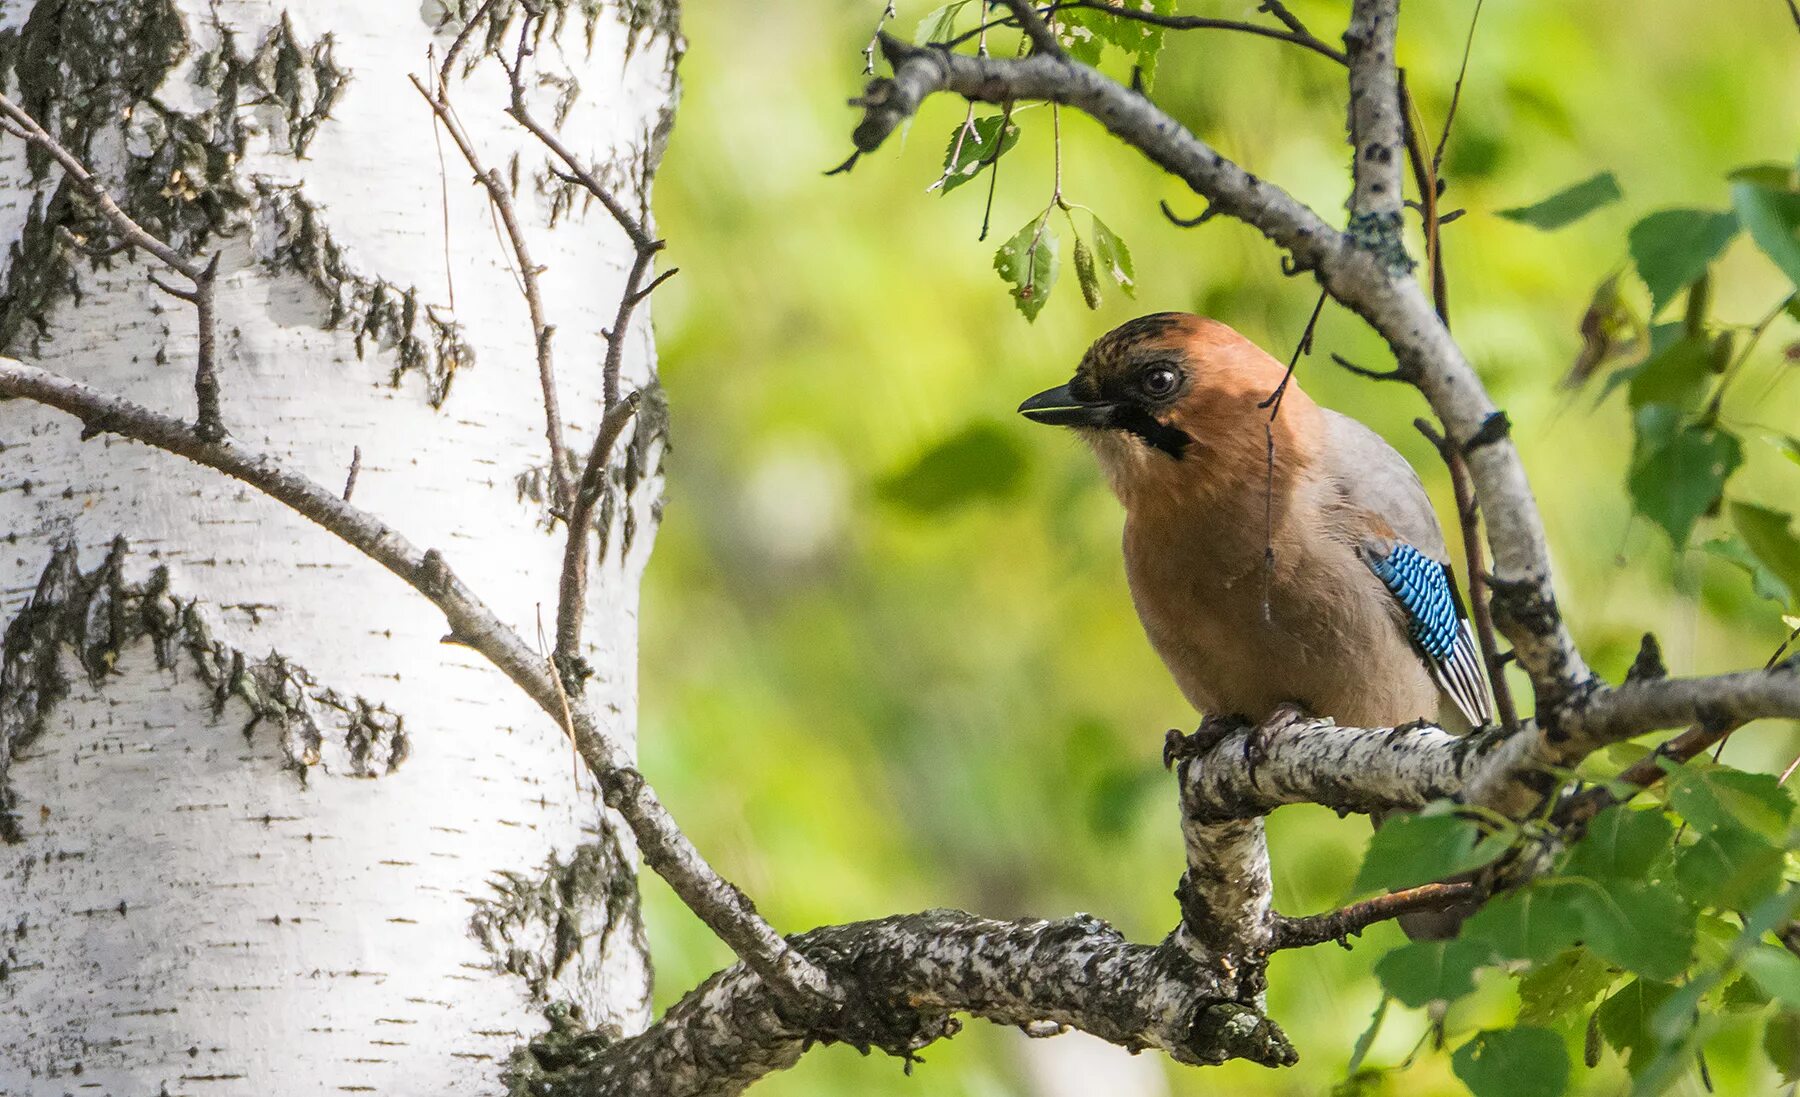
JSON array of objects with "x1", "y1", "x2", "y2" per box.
[
  {"x1": 1243, "y1": 703, "x2": 1311, "y2": 783},
  {"x1": 1163, "y1": 715, "x2": 1249, "y2": 770}
]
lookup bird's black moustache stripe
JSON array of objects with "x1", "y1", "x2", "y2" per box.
[{"x1": 1110, "y1": 405, "x2": 1192, "y2": 460}]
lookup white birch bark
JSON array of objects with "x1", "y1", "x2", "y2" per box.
[{"x1": 0, "y1": 2, "x2": 678, "y2": 1093}]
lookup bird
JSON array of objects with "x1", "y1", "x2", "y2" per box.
[{"x1": 1017, "y1": 311, "x2": 1491, "y2": 747}]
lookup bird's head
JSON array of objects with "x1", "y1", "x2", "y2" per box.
[{"x1": 1018, "y1": 312, "x2": 1316, "y2": 506}]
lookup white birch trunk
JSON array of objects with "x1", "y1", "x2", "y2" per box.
[{"x1": 0, "y1": 2, "x2": 678, "y2": 1093}]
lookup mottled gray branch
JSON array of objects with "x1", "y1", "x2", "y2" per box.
[
  {"x1": 1173, "y1": 716, "x2": 1481, "y2": 824},
  {"x1": 1463, "y1": 660, "x2": 1800, "y2": 814},
  {"x1": 0, "y1": 357, "x2": 837, "y2": 1017},
  {"x1": 1342, "y1": 0, "x2": 1406, "y2": 239},
  {"x1": 518, "y1": 911, "x2": 1295, "y2": 1097},
  {"x1": 1171, "y1": 662, "x2": 1800, "y2": 824}
]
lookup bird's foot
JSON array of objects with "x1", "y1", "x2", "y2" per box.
[
  {"x1": 1163, "y1": 714, "x2": 1252, "y2": 770},
  {"x1": 1243, "y1": 702, "x2": 1313, "y2": 780}
]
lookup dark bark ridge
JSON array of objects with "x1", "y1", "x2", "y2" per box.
[{"x1": 0, "y1": 538, "x2": 408, "y2": 844}]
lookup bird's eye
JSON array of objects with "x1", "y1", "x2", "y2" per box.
[{"x1": 1140, "y1": 366, "x2": 1179, "y2": 398}]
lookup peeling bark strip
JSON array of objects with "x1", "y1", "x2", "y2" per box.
[
  {"x1": 505, "y1": 912, "x2": 1294, "y2": 1097},
  {"x1": 0, "y1": 538, "x2": 406, "y2": 842},
  {"x1": 471, "y1": 836, "x2": 650, "y2": 1030}
]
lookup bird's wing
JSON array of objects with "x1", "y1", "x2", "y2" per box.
[{"x1": 1322, "y1": 410, "x2": 1493, "y2": 729}]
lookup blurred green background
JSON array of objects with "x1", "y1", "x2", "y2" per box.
[{"x1": 637, "y1": 2, "x2": 1800, "y2": 1094}]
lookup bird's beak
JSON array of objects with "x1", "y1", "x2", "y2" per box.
[{"x1": 1017, "y1": 382, "x2": 1116, "y2": 428}]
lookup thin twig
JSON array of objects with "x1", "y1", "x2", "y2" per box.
[
  {"x1": 1330, "y1": 352, "x2": 1409, "y2": 382},
  {"x1": 946, "y1": 1, "x2": 1347, "y2": 64},
  {"x1": 342, "y1": 445, "x2": 361, "y2": 502},
  {"x1": 409, "y1": 73, "x2": 572, "y2": 514},
  {"x1": 1416, "y1": 419, "x2": 1518, "y2": 730},
  {"x1": 999, "y1": 0, "x2": 1064, "y2": 56},
  {"x1": 864, "y1": 1, "x2": 898, "y2": 75},
  {"x1": 1432, "y1": 0, "x2": 1486, "y2": 178},
  {"x1": 1270, "y1": 882, "x2": 1480, "y2": 949},
  {"x1": 495, "y1": 15, "x2": 673, "y2": 667}
]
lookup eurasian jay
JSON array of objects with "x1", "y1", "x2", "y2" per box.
[{"x1": 1019, "y1": 312, "x2": 1492, "y2": 738}]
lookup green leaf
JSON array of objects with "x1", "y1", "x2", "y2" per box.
[
  {"x1": 1702, "y1": 535, "x2": 1794, "y2": 607},
  {"x1": 994, "y1": 215, "x2": 1058, "y2": 321},
  {"x1": 1598, "y1": 978, "x2": 1680, "y2": 1074},
  {"x1": 1723, "y1": 973, "x2": 1772, "y2": 1012},
  {"x1": 1768, "y1": 1009, "x2": 1800, "y2": 1083},
  {"x1": 1743, "y1": 945, "x2": 1800, "y2": 1010},
  {"x1": 1626, "y1": 335, "x2": 1713, "y2": 411},
  {"x1": 1464, "y1": 886, "x2": 1584, "y2": 962},
  {"x1": 1089, "y1": 214, "x2": 1136, "y2": 298},
  {"x1": 1627, "y1": 423, "x2": 1742, "y2": 547},
  {"x1": 1569, "y1": 881, "x2": 1694, "y2": 981},
  {"x1": 1353, "y1": 809, "x2": 1507, "y2": 893},
  {"x1": 1564, "y1": 806, "x2": 1674, "y2": 880},
  {"x1": 1451, "y1": 1027, "x2": 1570, "y2": 1097},
  {"x1": 1664, "y1": 763, "x2": 1795, "y2": 840},
  {"x1": 877, "y1": 421, "x2": 1029, "y2": 513},
  {"x1": 1730, "y1": 166, "x2": 1800, "y2": 288},
  {"x1": 1733, "y1": 503, "x2": 1800, "y2": 610},
  {"x1": 1373, "y1": 937, "x2": 1494, "y2": 1008},
  {"x1": 938, "y1": 114, "x2": 1020, "y2": 195},
  {"x1": 1061, "y1": 0, "x2": 1176, "y2": 86},
  {"x1": 1629, "y1": 209, "x2": 1739, "y2": 316},
  {"x1": 913, "y1": 1, "x2": 971, "y2": 44},
  {"x1": 1498, "y1": 171, "x2": 1623, "y2": 230},
  {"x1": 1673, "y1": 824, "x2": 1785, "y2": 909},
  {"x1": 1519, "y1": 949, "x2": 1618, "y2": 1026}
]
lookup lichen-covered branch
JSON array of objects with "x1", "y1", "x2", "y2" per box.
[
  {"x1": 510, "y1": 911, "x2": 1294, "y2": 1097},
  {"x1": 0, "y1": 356, "x2": 837, "y2": 1018},
  {"x1": 1342, "y1": 0, "x2": 1407, "y2": 266}
]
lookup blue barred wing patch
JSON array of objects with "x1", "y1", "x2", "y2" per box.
[
  {"x1": 1366, "y1": 542, "x2": 1493, "y2": 728},
  {"x1": 1368, "y1": 543, "x2": 1461, "y2": 661}
]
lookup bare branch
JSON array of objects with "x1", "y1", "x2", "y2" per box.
[
  {"x1": 998, "y1": 0, "x2": 1064, "y2": 57},
  {"x1": 1415, "y1": 418, "x2": 1519, "y2": 730},
  {"x1": 1271, "y1": 882, "x2": 1481, "y2": 950},
  {"x1": 0, "y1": 94, "x2": 200, "y2": 279},
  {"x1": 410, "y1": 73, "x2": 573, "y2": 514},
  {"x1": 1172, "y1": 715, "x2": 1481, "y2": 824},
  {"x1": 0, "y1": 357, "x2": 838, "y2": 1017},
  {"x1": 1169, "y1": 660, "x2": 1800, "y2": 827},
  {"x1": 555, "y1": 389, "x2": 642, "y2": 663},
  {"x1": 1465, "y1": 663, "x2": 1800, "y2": 815}
]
